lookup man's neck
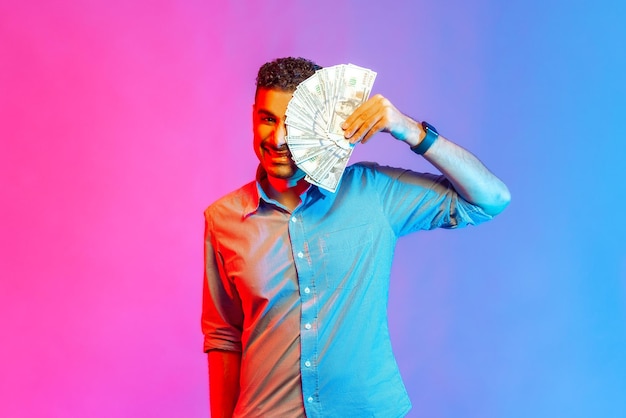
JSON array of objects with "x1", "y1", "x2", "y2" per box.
[{"x1": 265, "y1": 176, "x2": 309, "y2": 211}]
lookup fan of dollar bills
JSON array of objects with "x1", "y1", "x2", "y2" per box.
[{"x1": 285, "y1": 64, "x2": 377, "y2": 192}]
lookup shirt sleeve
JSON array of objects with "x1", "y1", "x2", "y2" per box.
[
  {"x1": 360, "y1": 163, "x2": 493, "y2": 236},
  {"x1": 202, "y1": 212, "x2": 244, "y2": 353}
]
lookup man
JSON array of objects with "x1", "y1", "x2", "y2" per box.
[{"x1": 202, "y1": 57, "x2": 510, "y2": 417}]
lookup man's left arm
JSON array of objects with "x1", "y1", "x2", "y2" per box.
[{"x1": 342, "y1": 94, "x2": 511, "y2": 216}]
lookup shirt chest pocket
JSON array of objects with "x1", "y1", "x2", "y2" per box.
[{"x1": 318, "y1": 223, "x2": 374, "y2": 289}]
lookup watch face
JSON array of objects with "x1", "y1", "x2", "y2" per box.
[{"x1": 422, "y1": 121, "x2": 438, "y2": 134}]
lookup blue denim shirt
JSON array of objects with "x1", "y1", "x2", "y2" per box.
[{"x1": 203, "y1": 162, "x2": 492, "y2": 417}]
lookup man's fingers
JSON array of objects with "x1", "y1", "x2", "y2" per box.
[
  {"x1": 342, "y1": 94, "x2": 402, "y2": 143},
  {"x1": 348, "y1": 112, "x2": 384, "y2": 144},
  {"x1": 360, "y1": 119, "x2": 388, "y2": 145},
  {"x1": 342, "y1": 95, "x2": 383, "y2": 130}
]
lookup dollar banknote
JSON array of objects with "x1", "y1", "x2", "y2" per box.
[{"x1": 285, "y1": 63, "x2": 377, "y2": 192}]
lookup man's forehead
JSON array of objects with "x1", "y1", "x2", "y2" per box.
[{"x1": 254, "y1": 88, "x2": 294, "y2": 112}]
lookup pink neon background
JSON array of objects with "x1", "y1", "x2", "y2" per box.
[{"x1": 2, "y1": 1, "x2": 625, "y2": 417}]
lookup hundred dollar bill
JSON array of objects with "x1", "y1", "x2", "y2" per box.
[
  {"x1": 304, "y1": 150, "x2": 350, "y2": 193},
  {"x1": 286, "y1": 98, "x2": 326, "y2": 137},
  {"x1": 315, "y1": 65, "x2": 340, "y2": 124},
  {"x1": 290, "y1": 142, "x2": 338, "y2": 164},
  {"x1": 328, "y1": 64, "x2": 376, "y2": 137},
  {"x1": 295, "y1": 77, "x2": 328, "y2": 126}
]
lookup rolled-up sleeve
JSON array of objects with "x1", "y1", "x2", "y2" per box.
[
  {"x1": 202, "y1": 213, "x2": 243, "y2": 353},
  {"x1": 359, "y1": 163, "x2": 493, "y2": 236}
]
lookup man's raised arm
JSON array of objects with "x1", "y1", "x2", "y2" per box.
[{"x1": 342, "y1": 94, "x2": 511, "y2": 215}]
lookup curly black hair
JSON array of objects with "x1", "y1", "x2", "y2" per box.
[{"x1": 256, "y1": 57, "x2": 322, "y2": 92}]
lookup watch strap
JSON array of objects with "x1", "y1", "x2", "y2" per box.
[{"x1": 411, "y1": 121, "x2": 439, "y2": 155}]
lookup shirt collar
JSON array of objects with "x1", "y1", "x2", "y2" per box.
[
  {"x1": 243, "y1": 165, "x2": 332, "y2": 217},
  {"x1": 240, "y1": 166, "x2": 265, "y2": 218}
]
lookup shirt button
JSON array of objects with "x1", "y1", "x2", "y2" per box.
[
  {"x1": 297, "y1": 252, "x2": 304, "y2": 258},
  {"x1": 307, "y1": 396, "x2": 314, "y2": 403},
  {"x1": 305, "y1": 360, "x2": 311, "y2": 367},
  {"x1": 304, "y1": 287, "x2": 311, "y2": 294},
  {"x1": 304, "y1": 323, "x2": 312, "y2": 330},
  {"x1": 291, "y1": 216, "x2": 297, "y2": 223}
]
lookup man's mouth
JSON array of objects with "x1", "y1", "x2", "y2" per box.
[{"x1": 265, "y1": 147, "x2": 292, "y2": 161}]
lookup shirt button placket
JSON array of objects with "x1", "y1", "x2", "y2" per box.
[
  {"x1": 289, "y1": 210, "x2": 320, "y2": 415},
  {"x1": 301, "y1": 312, "x2": 319, "y2": 413}
]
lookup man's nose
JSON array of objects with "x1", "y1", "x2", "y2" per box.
[{"x1": 273, "y1": 121, "x2": 287, "y2": 148}]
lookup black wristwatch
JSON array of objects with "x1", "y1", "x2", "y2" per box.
[{"x1": 410, "y1": 121, "x2": 439, "y2": 155}]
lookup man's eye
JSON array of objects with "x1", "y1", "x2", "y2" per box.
[{"x1": 262, "y1": 117, "x2": 276, "y2": 123}]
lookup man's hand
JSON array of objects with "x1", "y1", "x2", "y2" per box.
[{"x1": 341, "y1": 94, "x2": 424, "y2": 146}]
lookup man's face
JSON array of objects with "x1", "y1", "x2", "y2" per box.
[{"x1": 253, "y1": 88, "x2": 304, "y2": 182}]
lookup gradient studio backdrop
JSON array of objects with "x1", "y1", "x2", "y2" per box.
[{"x1": 1, "y1": 1, "x2": 625, "y2": 417}]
